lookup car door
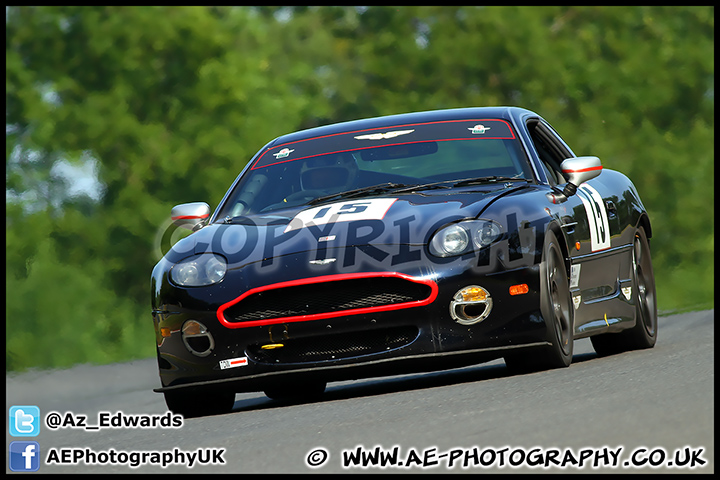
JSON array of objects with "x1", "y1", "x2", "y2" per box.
[{"x1": 525, "y1": 118, "x2": 624, "y2": 326}]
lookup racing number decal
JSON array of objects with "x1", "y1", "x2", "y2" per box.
[
  {"x1": 315, "y1": 202, "x2": 368, "y2": 217},
  {"x1": 577, "y1": 184, "x2": 611, "y2": 252},
  {"x1": 284, "y1": 198, "x2": 397, "y2": 233}
]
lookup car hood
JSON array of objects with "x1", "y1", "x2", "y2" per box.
[{"x1": 165, "y1": 186, "x2": 528, "y2": 267}]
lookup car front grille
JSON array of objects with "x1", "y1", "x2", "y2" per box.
[
  {"x1": 221, "y1": 274, "x2": 435, "y2": 326},
  {"x1": 246, "y1": 326, "x2": 420, "y2": 364}
]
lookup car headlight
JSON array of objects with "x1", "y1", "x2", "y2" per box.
[
  {"x1": 170, "y1": 254, "x2": 227, "y2": 286},
  {"x1": 430, "y1": 224, "x2": 469, "y2": 256},
  {"x1": 473, "y1": 220, "x2": 503, "y2": 248},
  {"x1": 429, "y1": 220, "x2": 503, "y2": 257}
]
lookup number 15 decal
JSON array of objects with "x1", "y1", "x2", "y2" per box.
[
  {"x1": 285, "y1": 198, "x2": 397, "y2": 233},
  {"x1": 577, "y1": 184, "x2": 610, "y2": 252}
]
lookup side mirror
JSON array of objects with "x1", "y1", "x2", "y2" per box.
[
  {"x1": 171, "y1": 202, "x2": 211, "y2": 231},
  {"x1": 560, "y1": 156, "x2": 603, "y2": 197}
]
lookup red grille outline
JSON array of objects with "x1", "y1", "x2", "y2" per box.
[{"x1": 217, "y1": 272, "x2": 438, "y2": 329}]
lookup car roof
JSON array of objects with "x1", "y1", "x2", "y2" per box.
[{"x1": 268, "y1": 106, "x2": 535, "y2": 147}]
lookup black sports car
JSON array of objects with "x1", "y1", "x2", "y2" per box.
[{"x1": 151, "y1": 107, "x2": 657, "y2": 417}]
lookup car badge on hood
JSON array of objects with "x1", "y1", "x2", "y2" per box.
[{"x1": 309, "y1": 258, "x2": 337, "y2": 265}]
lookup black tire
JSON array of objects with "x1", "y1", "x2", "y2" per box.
[
  {"x1": 590, "y1": 226, "x2": 657, "y2": 356},
  {"x1": 164, "y1": 389, "x2": 235, "y2": 418},
  {"x1": 505, "y1": 229, "x2": 573, "y2": 372},
  {"x1": 264, "y1": 380, "x2": 327, "y2": 401}
]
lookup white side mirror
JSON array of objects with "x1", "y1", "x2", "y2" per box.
[
  {"x1": 560, "y1": 156, "x2": 603, "y2": 196},
  {"x1": 171, "y1": 202, "x2": 211, "y2": 231}
]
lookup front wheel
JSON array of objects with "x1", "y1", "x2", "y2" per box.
[
  {"x1": 264, "y1": 380, "x2": 326, "y2": 401},
  {"x1": 505, "y1": 229, "x2": 573, "y2": 372},
  {"x1": 164, "y1": 389, "x2": 235, "y2": 418}
]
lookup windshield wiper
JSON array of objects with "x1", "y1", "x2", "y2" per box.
[
  {"x1": 305, "y1": 177, "x2": 527, "y2": 206},
  {"x1": 307, "y1": 182, "x2": 412, "y2": 205},
  {"x1": 389, "y1": 181, "x2": 453, "y2": 194},
  {"x1": 451, "y1": 175, "x2": 531, "y2": 188},
  {"x1": 307, "y1": 181, "x2": 455, "y2": 206}
]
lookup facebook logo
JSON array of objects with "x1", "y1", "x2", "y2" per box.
[
  {"x1": 9, "y1": 406, "x2": 40, "y2": 436},
  {"x1": 9, "y1": 441, "x2": 40, "y2": 472}
]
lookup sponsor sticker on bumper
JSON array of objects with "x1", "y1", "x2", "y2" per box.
[{"x1": 219, "y1": 357, "x2": 248, "y2": 370}]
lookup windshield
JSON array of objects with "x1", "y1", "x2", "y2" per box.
[{"x1": 217, "y1": 118, "x2": 533, "y2": 218}]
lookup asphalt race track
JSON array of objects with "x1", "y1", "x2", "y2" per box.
[{"x1": 6, "y1": 310, "x2": 713, "y2": 474}]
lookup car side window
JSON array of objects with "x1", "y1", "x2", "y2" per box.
[{"x1": 526, "y1": 119, "x2": 572, "y2": 185}]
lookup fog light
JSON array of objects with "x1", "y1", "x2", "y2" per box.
[
  {"x1": 450, "y1": 285, "x2": 493, "y2": 325},
  {"x1": 460, "y1": 286, "x2": 488, "y2": 302},
  {"x1": 181, "y1": 320, "x2": 215, "y2": 357}
]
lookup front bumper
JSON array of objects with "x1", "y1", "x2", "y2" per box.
[{"x1": 152, "y1": 251, "x2": 547, "y2": 394}]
